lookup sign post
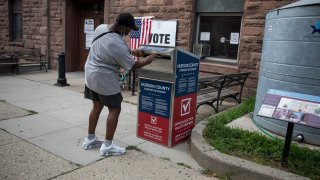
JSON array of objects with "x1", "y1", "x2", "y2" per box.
[
  {"x1": 281, "y1": 122, "x2": 294, "y2": 166},
  {"x1": 258, "y1": 89, "x2": 320, "y2": 166}
]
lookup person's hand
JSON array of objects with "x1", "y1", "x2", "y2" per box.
[
  {"x1": 131, "y1": 49, "x2": 144, "y2": 57},
  {"x1": 145, "y1": 54, "x2": 157, "y2": 65}
]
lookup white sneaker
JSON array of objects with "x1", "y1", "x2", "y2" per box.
[
  {"x1": 82, "y1": 137, "x2": 103, "y2": 150},
  {"x1": 100, "y1": 141, "x2": 126, "y2": 156}
]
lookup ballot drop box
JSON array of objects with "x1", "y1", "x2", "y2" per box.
[{"x1": 137, "y1": 45, "x2": 200, "y2": 147}]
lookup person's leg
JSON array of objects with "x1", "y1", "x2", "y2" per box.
[
  {"x1": 99, "y1": 93, "x2": 125, "y2": 156},
  {"x1": 105, "y1": 107, "x2": 121, "y2": 140},
  {"x1": 88, "y1": 100, "x2": 104, "y2": 134},
  {"x1": 100, "y1": 106, "x2": 125, "y2": 156},
  {"x1": 82, "y1": 100, "x2": 104, "y2": 150}
]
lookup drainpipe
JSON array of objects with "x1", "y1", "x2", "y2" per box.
[{"x1": 46, "y1": 0, "x2": 51, "y2": 69}]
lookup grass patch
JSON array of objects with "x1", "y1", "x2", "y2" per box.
[
  {"x1": 203, "y1": 96, "x2": 320, "y2": 180},
  {"x1": 201, "y1": 169, "x2": 231, "y2": 179}
]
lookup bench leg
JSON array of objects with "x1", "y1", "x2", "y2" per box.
[
  {"x1": 213, "y1": 104, "x2": 218, "y2": 113},
  {"x1": 40, "y1": 63, "x2": 48, "y2": 72},
  {"x1": 16, "y1": 65, "x2": 20, "y2": 74},
  {"x1": 220, "y1": 95, "x2": 240, "y2": 105},
  {"x1": 198, "y1": 103, "x2": 218, "y2": 113}
]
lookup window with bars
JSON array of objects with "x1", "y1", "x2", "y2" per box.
[
  {"x1": 194, "y1": 13, "x2": 242, "y2": 63},
  {"x1": 9, "y1": 0, "x2": 23, "y2": 41}
]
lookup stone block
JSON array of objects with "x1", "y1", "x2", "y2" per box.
[
  {"x1": 40, "y1": 8, "x2": 47, "y2": 16},
  {"x1": 150, "y1": 6, "x2": 160, "y2": 12},
  {"x1": 243, "y1": 10, "x2": 266, "y2": 19},
  {"x1": 241, "y1": 35, "x2": 263, "y2": 44},
  {"x1": 166, "y1": 6, "x2": 178, "y2": 13},
  {"x1": 242, "y1": 27, "x2": 264, "y2": 36},
  {"x1": 24, "y1": 41, "x2": 35, "y2": 49},
  {"x1": 39, "y1": 27, "x2": 47, "y2": 35},
  {"x1": 120, "y1": 0, "x2": 137, "y2": 6},
  {"x1": 146, "y1": 0, "x2": 164, "y2": 5},
  {"x1": 238, "y1": 52, "x2": 252, "y2": 62},
  {"x1": 139, "y1": 6, "x2": 150, "y2": 13},
  {"x1": 251, "y1": 52, "x2": 261, "y2": 61},
  {"x1": 243, "y1": 19, "x2": 265, "y2": 27},
  {"x1": 240, "y1": 42, "x2": 262, "y2": 53},
  {"x1": 245, "y1": 1, "x2": 263, "y2": 11}
]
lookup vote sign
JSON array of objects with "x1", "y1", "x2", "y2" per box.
[{"x1": 150, "y1": 20, "x2": 177, "y2": 47}]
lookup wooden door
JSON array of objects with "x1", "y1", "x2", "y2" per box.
[{"x1": 78, "y1": 2, "x2": 104, "y2": 71}]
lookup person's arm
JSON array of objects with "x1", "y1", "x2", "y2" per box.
[{"x1": 132, "y1": 54, "x2": 157, "y2": 70}]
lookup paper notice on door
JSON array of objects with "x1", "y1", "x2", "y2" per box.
[
  {"x1": 86, "y1": 33, "x2": 93, "y2": 49},
  {"x1": 84, "y1": 19, "x2": 94, "y2": 34},
  {"x1": 200, "y1": 32, "x2": 210, "y2": 41},
  {"x1": 230, "y1": 32, "x2": 239, "y2": 44}
]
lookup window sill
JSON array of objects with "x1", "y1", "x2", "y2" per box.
[
  {"x1": 8, "y1": 41, "x2": 24, "y2": 47},
  {"x1": 199, "y1": 57, "x2": 239, "y2": 74},
  {"x1": 202, "y1": 56, "x2": 237, "y2": 64}
]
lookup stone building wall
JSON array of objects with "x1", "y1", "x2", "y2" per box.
[
  {"x1": 0, "y1": 0, "x2": 297, "y2": 98},
  {"x1": 238, "y1": 0, "x2": 295, "y2": 97},
  {"x1": 0, "y1": 0, "x2": 9, "y2": 48},
  {"x1": 0, "y1": 0, "x2": 63, "y2": 69},
  {"x1": 0, "y1": 0, "x2": 45, "y2": 52},
  {"x1": 48, "y1": 0, "x2": 63, "y2": 69},
  {"x1": 108, "y1": 0, "x2": 195, "y2": 50}
]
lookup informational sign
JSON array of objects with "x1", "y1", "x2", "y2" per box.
[
  {"x1": 149, "y1": 20, "x2": 177, "y2": 47},
  {"x1": 85, "y1": 33, "x2": 93, "y2": 49},
  {"x1": 200, "y1": 32, "x2": 210, "y2": 41},
  {"x1": 230, "y1": 32, "x2": 239, "y2": 44},
  {"x1": 175, "y1": 51, "x2": 200, "y2": 97},
  {"x1": 172, "y1": 50, "x2": 199, "y2": 146},
  {"x1": 258, "y1": 89, "x2": 320, "y2": 128},
  {"x1": 84, "y1": 19, "x2": 94, "y2": 34},
  {"x1": 138, "y1": 79, "x2": 172, "y2": 145}
]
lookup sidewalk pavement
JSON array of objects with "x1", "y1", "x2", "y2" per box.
[{"x1": 0, "y1": 70, "x2": 229, "y2": 180}]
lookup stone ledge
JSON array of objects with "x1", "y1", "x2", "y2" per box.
[{"x1": 190, "y1": 113, "x2": 309, "y2": 180}]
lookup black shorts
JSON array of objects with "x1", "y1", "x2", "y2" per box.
[{"x1": 84, "y1": 85, "x2": 123, "y2": 109}]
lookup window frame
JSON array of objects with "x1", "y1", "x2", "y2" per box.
[
  {"x1": 9, "y1": 0, "x2": 23, "y2": 42},
  {"x1": 194, "y1": 12, "x2": 243, "y2": 64}
]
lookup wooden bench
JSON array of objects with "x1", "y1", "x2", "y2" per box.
[
  {"x1": 196, "y1": 72, "x2": 250, "y2": 113},
  {"x1": 0, "y1": 50, "x2": 18, "y2": 73},
  {"x1": 0, "y1": 49, "x2": 48, "y2": 74}
]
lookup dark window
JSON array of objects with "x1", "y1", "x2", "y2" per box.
[
  {"x1": 9, "y1": 0, "x2": 23, "y2": 41},
  {"x1": 194, "y1": 14, "x2": 242, "y2": 62}
]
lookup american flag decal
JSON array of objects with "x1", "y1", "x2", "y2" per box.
[{"x1": 130, "y1": 17, "x2": 153, "y2": 51}]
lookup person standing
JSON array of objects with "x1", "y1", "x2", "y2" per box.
[{"x1": 82, "y1": 12, "x2": 156, "y2": 156}]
